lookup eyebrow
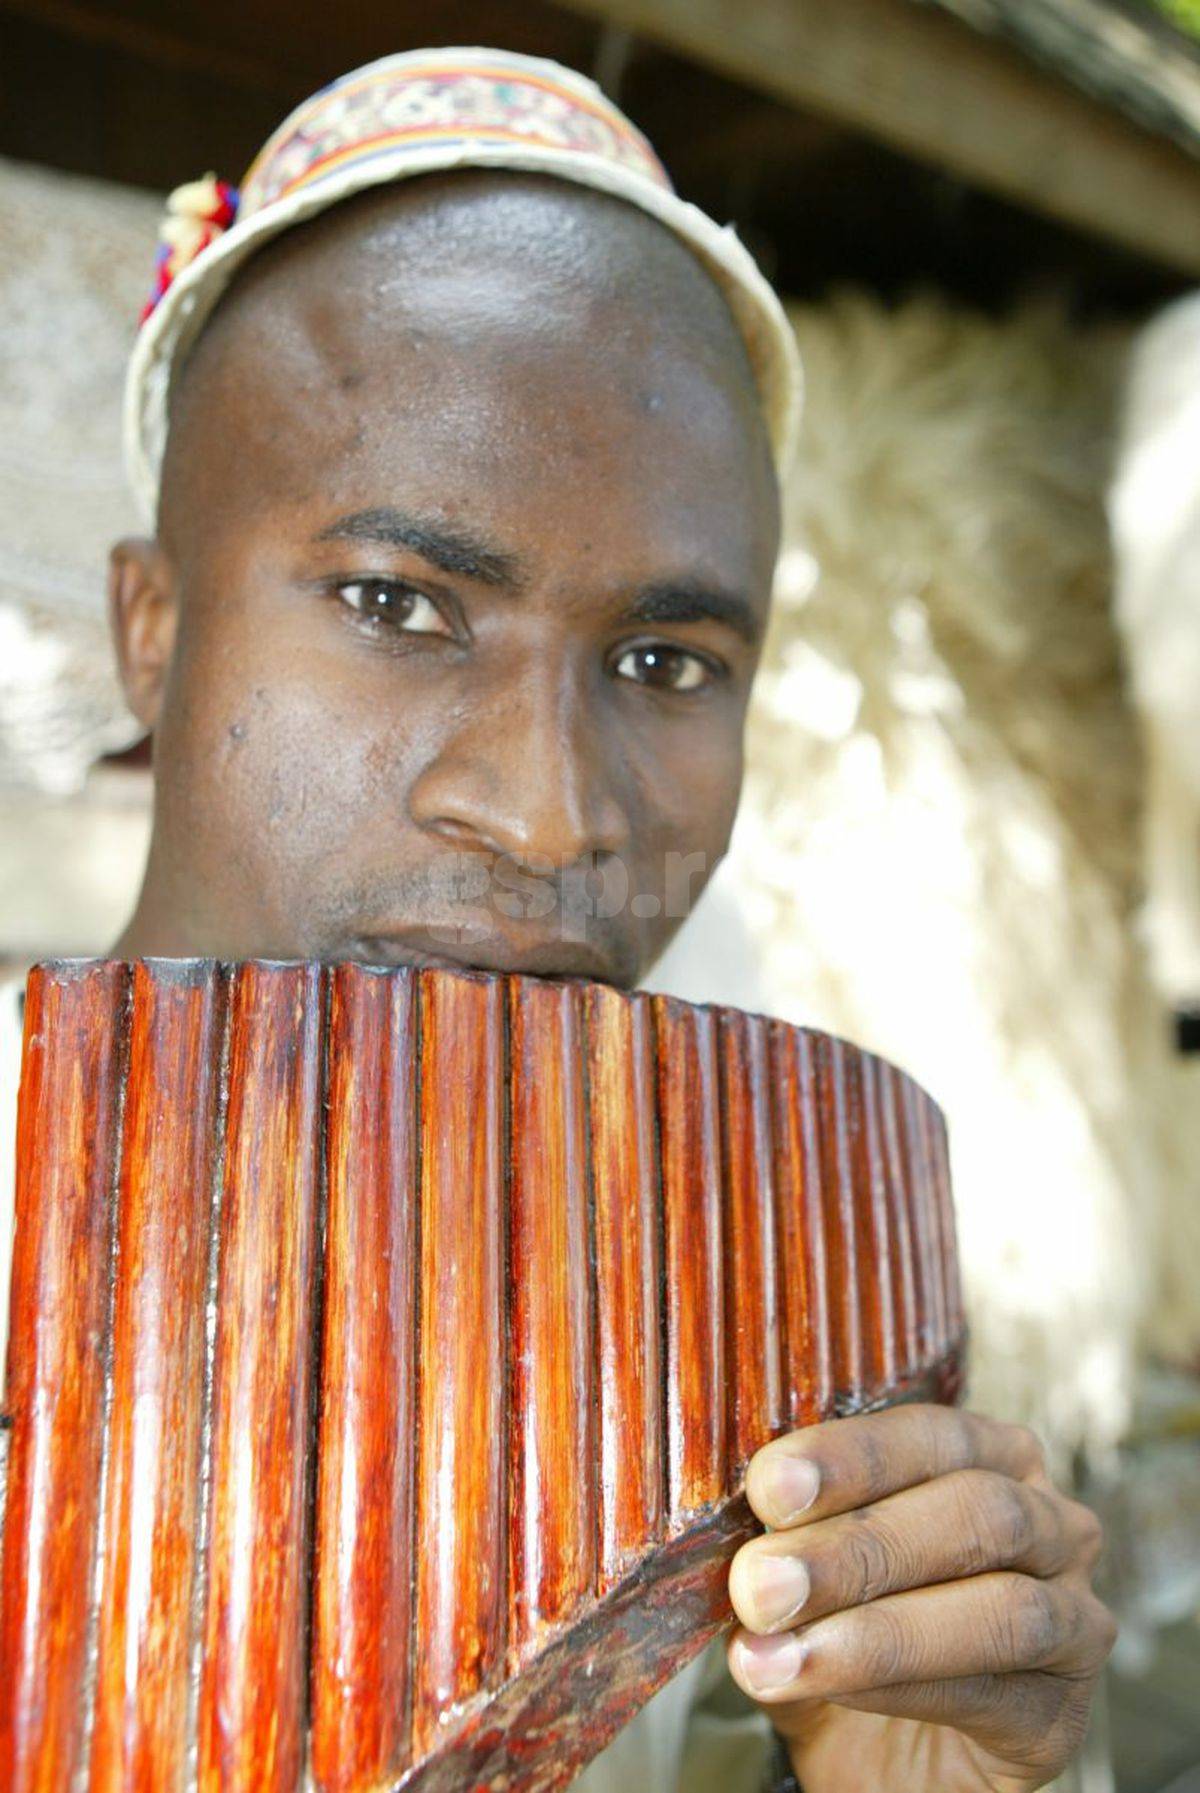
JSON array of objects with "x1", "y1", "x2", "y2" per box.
[
  {"x1": 315, "y1": 508, "x2": 528, "y2": 590},
  {"x1": 620, "y1": 578, "x2": 763, "y2": 646},
  {"x1": 316, "y1": 510, "x2": 761, "y2": 642}
]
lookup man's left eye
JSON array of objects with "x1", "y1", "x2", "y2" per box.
[
  {"x1": 334, "y1": 580, "x2": 450, "y2": 636},
  {"x1": 613, "y1": 644, "x2": 715, "y2": 691}
]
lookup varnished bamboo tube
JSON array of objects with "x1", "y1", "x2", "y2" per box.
[
  {"x1": 895, "y1": 1071, "x2": 940, "y2": 1363},
  {"x1": 718, "y1": 1010, "x2": 784, "y2": 1479},
  {"x1": 839, "y1": 1048, "x2": 895, "y2": 1405},
  {"x1": 0, "y1": 961, "x2": 128, "y2": 1792},
  {"x1": 874, "y1": 1060, "x2": 921, "y2": 1383},
  {"x1": 923, "y1": 1096, "x2": 963, "y2": 1352},
  {"x1": 90, "y1": 960, "x2": 222, "y2": 1790},
  {"x1": 311, "y1": 965, "x2": 419, "y2": 1792},
  {"x1": 907, "y1": 1075, "x2": 949, "y2": 1360},
  {"x1": 585, "y1": 985, "x2": 664, "y2": 1593},
  {"x1": 196, "y1": 962, "x2": 324, "y2": 1792},
  {"x1": 812, "y1": 1035, "x2": 865, "y2": 1405},
  {"x1": 413, "y1": 971, "x2": 506, "y2": 1755},
  {"x1": 506, "y1": 979, "x2": 595, "y2": 1663},
  {"x1": 653, "y1": 997, "x2": 726, "y2": 1525},
  {"x1": 768, "y1": 1023, "x2": 832, "y2": 1430}
]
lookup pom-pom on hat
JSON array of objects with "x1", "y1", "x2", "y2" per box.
[{"x1": 124, "y1": 45, "x2": 802, "y2": 524}]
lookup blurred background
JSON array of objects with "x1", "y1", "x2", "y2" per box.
[{"x1": 2, "y1": 2, "x2": 1199, "y2": 1787}]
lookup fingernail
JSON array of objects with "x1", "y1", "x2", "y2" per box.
[
  {"x1": 750, "y1": 1555, "x2": 811, "y2": 1629},
  {"x1": 736, "y1": 1631, "x2": 806, "y2": 1694},
  {"x1": 763, "y1": 1455, "x2": 820, "y2": 1525}
]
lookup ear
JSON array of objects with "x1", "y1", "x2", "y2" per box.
[{"x1": 108, "y1": 538, "x2": 179, "y2": 732}]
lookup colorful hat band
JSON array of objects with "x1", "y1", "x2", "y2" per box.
[
  {"x1": 124, "y1": 47, "x2": 802, "y2": 521},
  {"x1": 239, "y1": 58, "x2": 672, "y2": 215}
]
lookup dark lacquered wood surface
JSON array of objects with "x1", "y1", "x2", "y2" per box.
[
  {"x1": 413, "y1": 971, "x2": 507, "y2": 1760},
  {"x1": 654, "y1": 996, "x2": 727, "y2": 1525},
  {"x1": 0, "y1": 960, "x2": 965, "y2": 1793},
  {"x1": 311, "y1": 965, "x2": 418, "y2": 1792},
  {"x1": 196, "y1": 962, "x2": 323, "y2": 1793},
  {"x1": 0, "y1": 961, "x2": 126, "y2": 1792},
  {"x1": 768, "y1": 1023, "x2": 832, "y2": 1431},
  {"x1": 585, "y1": 983, "x2": 664, "y2": 1595},
  {"x1": 720, "y1": 1010, "x2": 785, "y2": 1478},
  {"x1": 91, "y1": 961, "x2": 220, "y2": 1791},
  {"x1": 507, "y1": 979, "x2": 595, "y2": 1665}
]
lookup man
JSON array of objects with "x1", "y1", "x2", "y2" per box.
[{"x1": 6, "y1": 47, "x2": 1113, "y2": 1791}]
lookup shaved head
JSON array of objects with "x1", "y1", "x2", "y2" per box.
[{"x1": 159, "y1": 172, "x2": 769, "y2": 545}]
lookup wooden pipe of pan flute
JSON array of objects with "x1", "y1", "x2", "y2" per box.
[{"x1": 0, "y1": 960, "x2": 964, "y2": 1793}]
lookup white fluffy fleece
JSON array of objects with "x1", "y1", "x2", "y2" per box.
[
  {"x1": 656, "y1": 294, "x2": 1200, "y2": 1460},
  {"x1": 1109, "y1": 293, "x2": 1200, "y2": 1008}
]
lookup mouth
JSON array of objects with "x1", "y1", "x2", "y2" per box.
[
  {"x1": 345, "y1": 925, "x2": 627, "y2": 985},
  {"x1": 350, "y1": 935, "x2": 481, "y2": 974}
]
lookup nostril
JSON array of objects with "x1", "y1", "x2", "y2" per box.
[{"x1": 425, "y1": 815, "x2": 508, "y2": 858}]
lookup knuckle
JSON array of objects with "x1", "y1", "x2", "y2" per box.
[
  {"x1": 1007, "y1": 1578, "x2": 1062, "y2": 1665},
  {"x1": 842, "y1": 1513, "x2": 899, "y2": 1602},
  {"x1": 994, "y1": 1478, "x2": 1039, "y2": 1562},
  {"x1": 968, "y1": 1470, "x2": 1033, "y2": 1570},
  {"x1": 1071, "y1": 1502, "x2": 1106, "y2": 1571},
  {"x1": 1034, "y1": 1696, "x2": 1094, "y2": 1773},
  {"x1": 956, "y1": 1469, "x2": 1037, "y2": 1567},
  {"x1": 855, "y1": 1426, "x2": 894, "y2": 1504},
  {"x1": 856, "y1": 1600, "x2": 917, "y2": 1684},
  {"x1": 1078, "y1": 1593, "x2": 1119, "y2": 1668},
  {"x1": 1098, "y1": 1601, "x2": 1120, "y2": 1658},
  {"x1": 939, "y1": 1406, "x2": 978, "y2": 1473},
  {"x1": 1009, "y1": 1424, "x2": 1045, "y2": 1478}
]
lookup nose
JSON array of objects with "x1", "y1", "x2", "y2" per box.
[{"x1": 406, "y1": 662, "x2": 632, "y2": 870}]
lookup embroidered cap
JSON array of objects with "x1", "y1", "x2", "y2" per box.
[{"x1": 124, "y1": 46, "x2": 802, "y2": 522}]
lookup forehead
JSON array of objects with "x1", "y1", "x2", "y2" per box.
[{"x1": 162, "y1": 178, "x2": 780, "y2": 585}]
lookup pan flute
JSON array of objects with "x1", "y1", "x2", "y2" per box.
[{"x1": 0, "y1": 959, "x2": 964, "y2": 1792}]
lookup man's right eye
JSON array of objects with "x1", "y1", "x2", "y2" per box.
[{"x1": 333, "y1": 579, "x2": 452, "y2": 637}]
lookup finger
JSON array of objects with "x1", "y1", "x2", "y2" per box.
[
  {"x1": 726, "y1": 1572, "x2": 1116, "y2": 1703},
  {"x1": 797, "y1": 1672, "x2": 1097, "y2": 1772},
  {"x1": 745, "y1": 1406, "x2": 1046, "y2": 1531},
  {"x1": 730, "y1": 1468, "x2": 1104, "y2": 1634}
]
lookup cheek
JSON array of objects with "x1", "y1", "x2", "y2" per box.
[
  {"x1": 636, "y1": 723, "x2": 743, "y2": 844},
  {"x1": 630, "y1": 742, "x2": 742, "y2": 970},
  {"x1": 622, "y1": 724, "x2": 744, "y2": 921},
  {"x1": 153, "y1": 605, "x2": 426, "y2": 904}
]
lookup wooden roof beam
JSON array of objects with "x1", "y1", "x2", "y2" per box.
[{"x1": 560, "y1": 0, "x2": 1200, "y2": 275}]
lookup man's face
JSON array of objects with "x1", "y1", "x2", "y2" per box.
[{"x1": 112, "y1": 178, "x2": 780, "y2": 986}]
